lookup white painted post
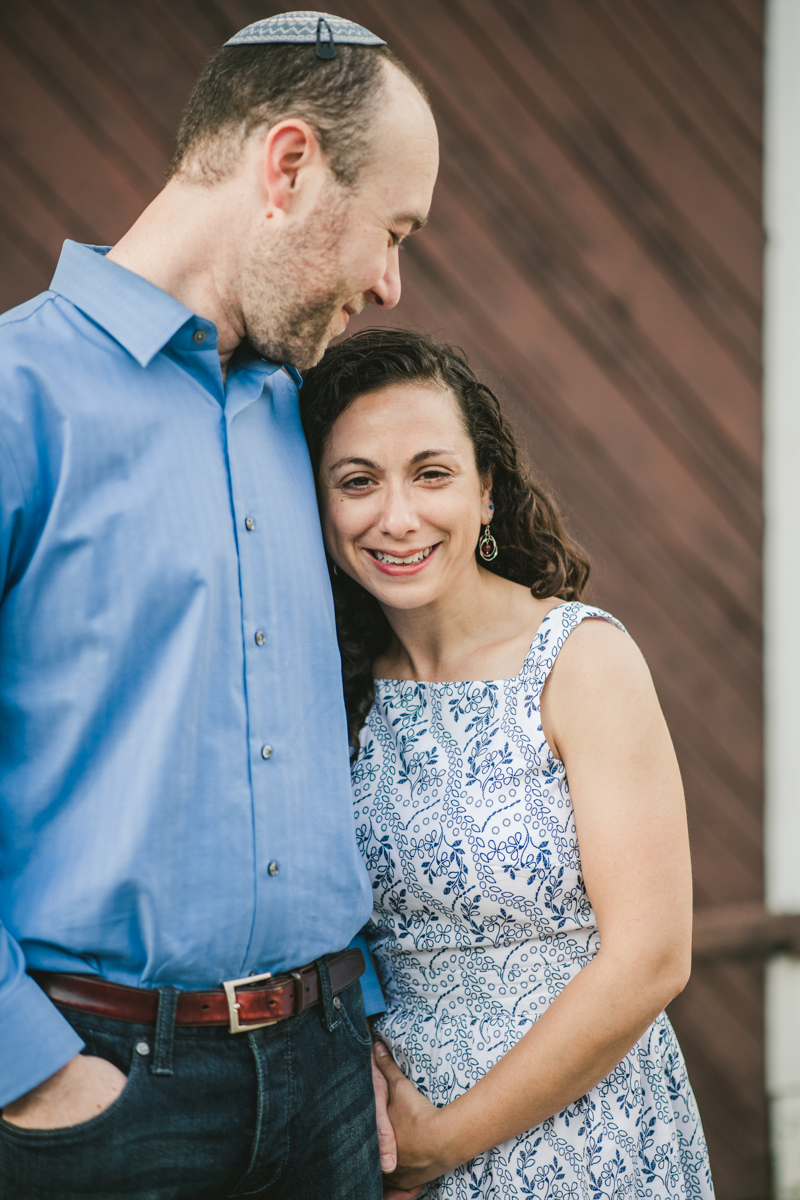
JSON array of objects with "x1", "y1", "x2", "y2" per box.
[{"x1": 765, "y1": 1, "x2": 800, "y2": 1194}]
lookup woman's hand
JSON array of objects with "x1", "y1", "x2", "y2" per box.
[{"x1": 373, "y1": 1041, "x2": 453, "y2": 1192}]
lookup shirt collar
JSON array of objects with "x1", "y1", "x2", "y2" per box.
[
  {"x1": 50, "y1": 241, "x2": 305, "y2": 384},
  {"x1": 50, "y1": 241, "x2": 206, "y2": 369}
]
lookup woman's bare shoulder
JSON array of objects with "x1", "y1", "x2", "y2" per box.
[
  {"x1": 545, "y1": 612, "x2": 655, "y2": 713},
  {"x1": 541, "y1": 612, "x2": 664, "y2": 762}
]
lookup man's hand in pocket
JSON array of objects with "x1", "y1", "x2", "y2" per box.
[{"x1": 2, "y1": 1054, "x2": 128, "y2": 1130}]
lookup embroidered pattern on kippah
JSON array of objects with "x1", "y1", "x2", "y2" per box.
[{"x1": 224, "y1": 11, "x2": 386, "y2": 48}]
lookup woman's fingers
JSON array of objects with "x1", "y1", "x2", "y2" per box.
[
  {"x1": 373, "y1": 1040, "x2": 408, "y2": 1090},
  {"x1": 372, "y1": 1049, "x2": 398, "y2": 1172},
  {"x1": 373, "y1": 1041, "x2": 447, "y2": 1190}
]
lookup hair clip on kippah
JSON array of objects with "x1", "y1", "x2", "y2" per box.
[
  {"x1": 316, "y1": 17, "x2": 335, "y2": 58},
  {"x1": 224, "y1": 12, "x2": 386, "y2": 52}
]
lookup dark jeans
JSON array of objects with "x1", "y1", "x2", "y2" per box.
[{"x1": 0, "y1": 976, "x2": 382, "y2": 1200}]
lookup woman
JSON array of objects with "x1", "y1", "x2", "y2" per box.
[{"x1": 301, "y1": 329, "x2": 713, "y2": 1199}]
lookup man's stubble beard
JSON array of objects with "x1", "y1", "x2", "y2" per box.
[{"x1": 241, "y1": 186, "x2": 361, "y2": 371}]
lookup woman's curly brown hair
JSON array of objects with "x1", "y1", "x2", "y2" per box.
[{"x1": 300, "y1": 328, "x2": 590, "y2": 759}]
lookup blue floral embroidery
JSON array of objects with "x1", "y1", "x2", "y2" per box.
[{"x1": 353, "y1": 603, "x2": 714, "y2": 1199}]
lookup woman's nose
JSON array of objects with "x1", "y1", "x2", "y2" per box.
[{"x1": 379, "y1": 486, "x2": 419, "y2": 538}]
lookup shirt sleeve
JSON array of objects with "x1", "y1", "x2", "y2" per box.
[
  {"x1": 0, "y1": 432, "x2": 85, "y2": 1106},
  {"x1": 0, "y1": 427, "x2": 39, "y2": 596},
  {"x1": 350, "y1": 930, "x2": 385, "y2": 1017},
  {"x1": 0, "y1": 934, "x2": 85, "y2": 1107}
]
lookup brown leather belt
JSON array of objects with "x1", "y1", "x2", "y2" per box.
[{"x1": 31, "y1": 948, "x2": 365, "y2": 1034}]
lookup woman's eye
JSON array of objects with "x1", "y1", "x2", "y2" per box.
[
  {"x1": 418, "y1": 469, "x2": 449, "y2": 482},
  {"x1": 342, "y1": 475, "x2": 373, "y2": 491}
]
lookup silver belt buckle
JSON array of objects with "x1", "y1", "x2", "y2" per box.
[{"x1": 222, "y1": 971, "x2": 275, "y2": 1033}]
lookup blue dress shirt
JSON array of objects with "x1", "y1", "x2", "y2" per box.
[{"x1": 0, "y1": 241, "x2": 378, "y2": 1107}]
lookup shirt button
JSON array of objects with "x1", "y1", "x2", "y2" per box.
[
  {"x1": 333, "y1": 996, "x2": 342, "y2": 1009},
  {"x1": 261, "y1": 744, "x2": 272, "y2": 759},
  {"x1": 268, "y1": 861, "x2": 279, "y2": 876},
  {"x1": 135, "y1": 1041, "x2": 151, "y2": 1056},
  {"x1": 255, "y1": 630, "x2": 266, "y2": 646},
  {"x1": 192, "y1": 329, "x2": 206, "y2": 344},
  {"x1": 245, "y1": 517, "x2": 255, "y2": 531}
]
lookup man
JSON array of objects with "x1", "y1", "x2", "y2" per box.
[{"x1": 0, "y1": 12, "x2": 438, "y2": 1198}]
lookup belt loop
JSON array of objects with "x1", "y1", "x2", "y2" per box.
[
  {"x1": 315, "y1": 957, "x2": 339, "y2": 1033},
  {"x1": 150, "y1": 986, "x2": 178, "y2": 1075},
  {"x1": 291, "y1": 971, "x2": 305, "y2": 1015}
]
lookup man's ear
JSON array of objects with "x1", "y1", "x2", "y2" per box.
[{"x1": 261, "y1": 119, "x2": 322, "y2": 215}]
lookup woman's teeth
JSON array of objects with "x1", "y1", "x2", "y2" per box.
[{"x1": 372, "y1": 547, "x2": 433, "y2": 565}]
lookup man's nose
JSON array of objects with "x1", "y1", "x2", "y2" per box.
[{"x1": 367, "y1": 252, "x2": 402, "y2": 311}]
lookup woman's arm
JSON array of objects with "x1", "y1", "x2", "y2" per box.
[{"x1": 375, "y1": 618, "x2": 693, "y2": 1190}]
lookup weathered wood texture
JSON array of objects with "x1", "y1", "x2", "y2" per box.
[
  {"x1": 0, "y1": 1, "x2": 766, "y2": 1195},
  {"x1": 693, "y1": 904, "x2": 800, "y2": 963}
]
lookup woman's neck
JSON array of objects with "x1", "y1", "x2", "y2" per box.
[{"x1": 375, "y1": 567, "x2": 557, "y2": 683}]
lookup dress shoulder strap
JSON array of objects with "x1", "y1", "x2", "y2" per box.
[{"x1": 520, "y1": 601, "x2": 628, "y2": 701}]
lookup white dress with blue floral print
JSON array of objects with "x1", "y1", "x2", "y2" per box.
[{"x1": 353, "y1": 602, "x2": 714, "y2": 1200}]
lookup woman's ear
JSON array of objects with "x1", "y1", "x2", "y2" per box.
[{"x1": 480, "y1": 475, "x2": 494, "y2": 525}]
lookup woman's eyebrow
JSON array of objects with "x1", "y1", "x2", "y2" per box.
[
  {"x1": 410, "y1": 448, "x2": 458, "y2": 465},
  {"x1": 329, "y1": 456, "x2": 379, "y2": 472},
  {"x1": 329, "y1": 449, "x2": 459, "y2": 472}
]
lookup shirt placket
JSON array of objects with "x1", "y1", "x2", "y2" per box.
[{"x1": 221, "y1": 361, "x2": 286, "y2": 967}]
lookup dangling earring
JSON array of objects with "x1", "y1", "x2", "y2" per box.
[{"x1": 479, "y1": 524, "x2": 498, "y2": 562}]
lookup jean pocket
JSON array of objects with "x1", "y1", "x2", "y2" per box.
[
  {"x1": 0, "y1": 1043, "x2": 145, "y2": 1147},
  {"x1": 336, "y1": 983, "x2": 372, "y2": 1053}
]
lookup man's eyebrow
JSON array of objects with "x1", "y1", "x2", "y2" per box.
[
  {"x1": 395, "y1": 213, "x2": 428, "y2": 235},
  {"x1": 329, "y1": 456, "x2": 379, "y2": 472}
]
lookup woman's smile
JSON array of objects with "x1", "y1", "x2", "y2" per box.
[{"x1": 365, "y1": 543, "x2": 440, "y2": 575}]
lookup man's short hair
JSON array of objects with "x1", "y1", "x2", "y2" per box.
[{"x1": 168, "y1": 43, "x2": 426, "y2": 187}]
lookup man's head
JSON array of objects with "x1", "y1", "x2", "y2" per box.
[{"x1": 167, "y1": 13, "x2": 439, "y2": 368}]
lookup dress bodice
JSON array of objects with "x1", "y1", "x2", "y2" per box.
[{"x1": 353, "y1": 603, "x2": 620, "y2": 1037}]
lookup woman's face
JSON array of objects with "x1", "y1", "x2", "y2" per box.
[{"x1": 319, "y1": 382, "x2": 492, "y2": 612}]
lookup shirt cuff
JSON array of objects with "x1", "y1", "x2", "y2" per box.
[
  {"x1": 349, "y1": 931, "x2": 385, "y2": 1018},
  {"x1": 0, "y1": 970, "x2": 85, "y2": 1107}
]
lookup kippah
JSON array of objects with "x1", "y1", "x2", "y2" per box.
[{"x1": 224, "y1": 12, "x2": 386, "y2": 60}]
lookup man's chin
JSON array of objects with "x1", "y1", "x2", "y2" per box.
[
  {"x1": 294, "y1": 323, "x2": 347, "y2": 370},
  {"x1": 247, "y1": 307, "x2": 345, "y2": 372},
  {"x1": 283, "y1": 341, "x2": 328, "y2": 373},
  {"x1": 304, "y1": 335, "x2": 338, "y2": 369},
  {"x1": 247, "y1": 337, "x2": 322, "y2": 373}
]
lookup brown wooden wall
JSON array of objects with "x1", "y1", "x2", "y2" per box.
[{"x1": 0, "y1": 2, "x2": 765, "y2": 1196}]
